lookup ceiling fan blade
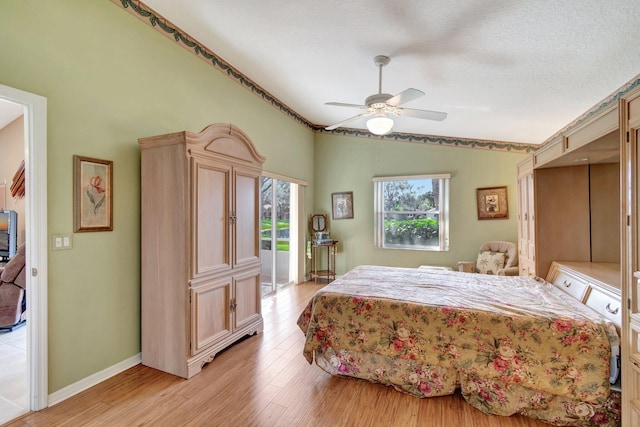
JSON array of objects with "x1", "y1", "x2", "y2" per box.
[
  {"x1": 396, "y1": 108, "x2": 447, "y2": 121},
  {"x1": 325, "y1": 112, "x2": 374, "y2": 130},
  {"x1": 325, "y1": 102, "x2": 368, "y2": 109},
  {"x1": 386, "y1": 88, "x2": 425, "y2": 107}
]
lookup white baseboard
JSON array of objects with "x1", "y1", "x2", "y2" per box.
[{"x1": 47, "y1": 353, "x2": 141, "y2": 407}]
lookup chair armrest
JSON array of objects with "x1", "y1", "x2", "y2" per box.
[
  {"x1": 457, "y1": 261, "x2": 476, "y2": 273},
  {"x1": 497, "y1": 266, "x2": 520, "y2": 276}
]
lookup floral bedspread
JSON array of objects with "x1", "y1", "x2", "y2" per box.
[{"x1": 297, "y1": 265, "x2": 621, "y2": 426}]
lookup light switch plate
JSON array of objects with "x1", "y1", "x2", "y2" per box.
[{"x1": 51, "y1": 233, "x2": 73, "y2": 251}]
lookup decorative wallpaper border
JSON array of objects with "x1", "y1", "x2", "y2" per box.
[
  {"x1": 114, "y1": 0, "x2": 313, "y2": 129},
  {"x1": 113, "y1": 0, "x2": 538, "y2": 153},
  {"x1": 313, "y1": 126, "x2": 536, "y2": 153},
  {"x1": 541, "y1": 74, "x2": 640, "y2": 147}
]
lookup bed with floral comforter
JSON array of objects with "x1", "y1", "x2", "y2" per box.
[{"x1": 297, "y1": 265, "x2": 621, "y2": 426}]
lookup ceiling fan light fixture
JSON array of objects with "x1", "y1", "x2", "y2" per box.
[{"x1": 366, "y1": 114, "x2": 394, "y2": 135}]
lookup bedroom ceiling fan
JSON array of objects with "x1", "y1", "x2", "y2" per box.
[{"x1": 325, "y1": 55, "x2": 447, "y2": 135}]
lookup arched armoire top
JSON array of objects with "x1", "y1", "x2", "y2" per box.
[{"x1": 186, "y1": 123, "x2": 266, "y2": 166}]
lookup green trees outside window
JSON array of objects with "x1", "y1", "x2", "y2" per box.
[
  {"x1": 261, "y1": 220, "x2": 290, "y2": 251},
  {"x1": 374, "y1": 174, "x2": 450, "y2": 251}
]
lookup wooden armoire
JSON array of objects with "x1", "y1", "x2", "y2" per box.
[{"x1": 139, "y1": 123, "x2": 265, "y2": 379}]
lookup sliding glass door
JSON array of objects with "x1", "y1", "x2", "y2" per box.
[{"x1": 260, "y1": 176, "x2": 297, "y2": 296}]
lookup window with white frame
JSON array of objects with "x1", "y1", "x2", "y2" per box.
[{"x1": 373, "y1": 174, "x2": 450, "y2": 251}]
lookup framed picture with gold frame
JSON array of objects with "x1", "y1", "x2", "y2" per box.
[
  {"x1": 73, "y1": 155, "x2": 113, "y2": 232},
  {"x1": 476, "y1": 186, "x2": 508, "y2": 220}
]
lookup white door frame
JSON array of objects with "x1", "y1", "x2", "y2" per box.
[
  {"x1": 262, "y1": 172, "x2": 307, "y2": 286},
  {"x1": 0, "y1": 83, "x2": 48, "y2": 410}
]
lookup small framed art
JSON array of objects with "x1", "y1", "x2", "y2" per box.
[
  {"x1": 73, "y1": 155, "x2": 113, "y2": 232},
  {"x1": 476, "y1": 186, "x2": 508, "y2": 220},
  {"x1": 332, "y1": 191, "x2": 354, "y2": 220}
]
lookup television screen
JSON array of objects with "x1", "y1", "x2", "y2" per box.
[{"x1": 0, "y1": 210, "x2": 17, "y2": 260}]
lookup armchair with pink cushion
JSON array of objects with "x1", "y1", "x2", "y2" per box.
[
  {"x1": 457, "y1": 241, "x2": 519, "y2": 276},
  {"x1": 0, "y1": 243, "x2": 26, "y2": 331}
]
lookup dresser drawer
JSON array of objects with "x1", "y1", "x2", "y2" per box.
[
  {"x1": 550, "y1": 270, "x2": 589, "y2": 302},
  {"x1": 584, "y1": 287, "x2": 622, "y2": 327}
]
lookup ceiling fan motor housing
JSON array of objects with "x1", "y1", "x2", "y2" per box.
[
  {"x1": 373, "y1": 55, "x2": 390, "y2": 67},
  {"x1": 365, "y1": 93, "x2": 393, "y2": 108}
]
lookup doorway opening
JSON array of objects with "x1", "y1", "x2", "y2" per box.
[
  {"x1": 0, "y1": 99, "x2": 27, "y2": 422},
  {"x1": 0, "y1": 84, "x2": 48, "y2": 424}
]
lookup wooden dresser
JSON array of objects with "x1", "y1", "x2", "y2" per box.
[
  {"x1": 546, "y1": 261, "x2": 622, "y2": 390},
  {"x1": 546, "y1": 261, "x2": 621, "y2": 329},
  {"x1": 139, "y1": 123, "x2": 265, "y2": 378}
]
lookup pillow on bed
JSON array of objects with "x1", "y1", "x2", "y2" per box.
[{"x1": 474, "y1": 251, "x2": 506, "y2": 274}]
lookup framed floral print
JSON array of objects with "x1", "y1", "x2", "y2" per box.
[
  {"x1": 476, "y1": 186, "x2": 508, "y2": 220},
  {"x1": 73, "y1": 155, "x2": 113, "y2": 232}
]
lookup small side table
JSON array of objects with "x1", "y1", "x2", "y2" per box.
[{"x1": 312, "y1": 241, "x2": 338, "y2": 284}]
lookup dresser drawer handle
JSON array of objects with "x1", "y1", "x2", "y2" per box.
[
  {"x1": 563, "y1": 280, "x2": 571, "y2": 288},
  {"x1": 605, "y1": 303, "x2": 619, "y2": 315}
]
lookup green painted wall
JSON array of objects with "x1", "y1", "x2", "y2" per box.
[
  {"x1": 313, "y1": 133, "x2": 527, "y2": 273},
  {"x1": 0, "y1": 0, "x2": 314, "y2": 392},
  {"x1": 0, "y1": 0, "x2": 527, "y2": 394}
]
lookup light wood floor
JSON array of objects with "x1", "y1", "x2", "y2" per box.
[
  {"x1": 4, "y1": 282, "x2": 550, "y2": 427},
  {"x1": 0, "y1": 326, "x2": 28, "y2": 424}
]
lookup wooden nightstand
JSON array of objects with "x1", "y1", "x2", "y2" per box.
[{"x1": 311, "y1": 241, "x2": 338, "y2": 284}]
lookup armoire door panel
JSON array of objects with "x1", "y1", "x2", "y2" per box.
[
  {"x1": 191, "y1": 281, "x2": 232, "y2": 355},
  {"x1": 194, "y1": 160, "x2": 231, "y2": 275},
  {"x1": 234, "y1": 272, "x2": 261, "y2": 330},
  {"x1": 234, "y1": 171, "x2": 260, "y2": 266}
]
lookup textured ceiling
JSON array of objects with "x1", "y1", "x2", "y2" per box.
[{"x1": 141, "y1": 0, "x2": 640, "y2": 144}]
